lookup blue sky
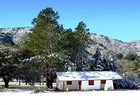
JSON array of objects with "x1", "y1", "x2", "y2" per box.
[{"x1": 0, "y1": 0, "x2": 140, "y2": 42}]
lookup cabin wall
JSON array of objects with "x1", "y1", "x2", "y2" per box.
[
  {"x1": 100, "y1": 80, "x2": 106, "y2": 90},
  {"x1": 81, "y1": 80, "x2": 100, "y2": 90},
  {"x1": 64, "y1": 81, "x2": 79, "y2": 90},
  {"x1": 104, "y1": 80, "x2": 114, "y2": 90},
  {"x1": 56, "y1": 79, "x2": 114, "y2": 91},
  {"x1": 56, "y1": 79, "x2": 79, "y2": 90},
  {"x1": 100, "y1": 84, "x2": 105, "y2": 90},
  {"x1": 56, "y1": 79, "x2": 63, "y2": 90}
]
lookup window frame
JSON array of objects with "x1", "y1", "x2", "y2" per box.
[
  {"x1": 66, "y1": 81, "x2": 72, "y2": 85},
  {"x1": 88, "y1": 80, "x2": 94, "y2": 85},
  {"x1": 101, "y1": 80, "x2": 106, "y2": 84}
]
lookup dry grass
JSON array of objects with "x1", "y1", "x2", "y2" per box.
[
  {"x1": 0, "y1": 84, "x2": 46, "y2": 89},
  {"x1": 118, "y1": 60, "x2": 134, "y2": 76}
]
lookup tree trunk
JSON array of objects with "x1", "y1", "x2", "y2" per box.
[
  {"x1": 45, "y1": 72, "x2": 49, "y2": 87},
  {"x1": 3, "y1": 75, "x2": 10, "y2": 88},
  {"x1": 25, "y1": 81, "x2": 28, "y2": 85},
  {"x1": 5, "y1": 81, "x2": 9, "y2": 88},
  {"x1": 18, "y1": 78, "x2": 21, "y2": 85},
  {"x1": 46, "y1": 76, "x2": 48, "y2": 87},
  {"x1": 25, "y1": 78, "x2": 27, "y2": 85},
  {"x1": 50, "y1": 78, "x2": 53, "y2": 88}
]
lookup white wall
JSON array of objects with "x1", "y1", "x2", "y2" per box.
[
  {"x1": 100, "y1": 84, "x2": 105, "y2": 90},
  {"x1": 56, "y1": 79, "x2": 79, "y2": 90},
  {"x1": 64, "y1": 81, "x2": 79, "y2": 90},
  {"x1": 56, "y1": 79, "x2": 114, "y2": 91},
  {"x1": 56, "y1": 79, "x2": 64, "y2": 90},
  {"x1": 81, "y1": 80, "x2": 100, "y2": 90},
  {"x1": 104, "y1": 80, "x2": 114, "y2": 90}
]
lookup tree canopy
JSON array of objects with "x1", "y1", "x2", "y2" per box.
[
  {"x1": 24, "y1": 7, "x2": 60, "y2": 55},
  {"x1": 0, "y1": 47, "x2": 19, "y2": 88}
]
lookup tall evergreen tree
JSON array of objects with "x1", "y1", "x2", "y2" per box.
[
  {"x1": 25, "y1": 7, "x2": 60, "y2": 55},
  {"x1": 59, "y1": 21, "x2": 90, "y2": 71},
  {"x1": 23, "y1": 7, "x2": 61, "y2": 88},
  {"x1": 0, "y1": 48, "x2": 19, "y2": 88},
  {"x1": 74, "y1": 21, "x2": 90, "y2": 70},
  {"x1": 90, "y1": 48, "x2": 118, "y2": 71}
]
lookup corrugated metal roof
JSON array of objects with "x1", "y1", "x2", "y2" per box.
[{"x1": 56, "y1": 71, "x2": 123, "y2": 81}]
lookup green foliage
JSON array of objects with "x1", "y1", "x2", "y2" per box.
[
  {"x1": 21, "y1": 7, "x2": 90, "y2": 72},
  {"x1": 0, "y1": 47, "x2": 19, "y2": 88},
  {"x1": 32, "y1": 8, "x2": 59, "y2": 26},
  {"x1": 18, "y1": 48, "x2": 35, "y2": 60},
  {"x1": 59, "y1": 29, "x2": 78, "y2": 55},
  {"x1": 131, "y1": 56, "x2": 140, "y2": 76},
  {"x1": 56, "y1": 21, "x2": 90, "y2": 71},
  {"x1": 21, "y1": 56, "x2": 47, "y2": 85},
  {"x1": 0, "y1": 7, "x2": 94, "y2": 88},
  {"x1": 24, "y1": 7, "x2": 60, "y2": 55},
  {"x1": 20, "y1": 7, "x2": 64, "y2": 87},
  {"x1": 74, "y1": 21, "x2": 89, "y2": 51},
  {"x1": 125, "y1": 52, "x2": 137, "y2": 61},
  {"x1": 116, "y1": 53, "x2": 124, "y2": 59},
  {"x1": 59, "y1": 21, "x2": 89, "y2": 57},
  {"x1": 119, "y1": 55, "x2": 140, "y2": 77}
]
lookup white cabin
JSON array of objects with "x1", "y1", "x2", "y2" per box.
[{"x1": 56, "y1": 71, "x2": 122, "y2": 91}]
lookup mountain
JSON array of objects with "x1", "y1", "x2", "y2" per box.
[
  {"x1": 86, "y1": 33, "x2": 140, "y2": 58},
  {"x1": 0, "y1": 27, "x2": 32, "y2": 45},
  {"x1": 0, "y1": 27, "x2": 140, "y2": 56}
]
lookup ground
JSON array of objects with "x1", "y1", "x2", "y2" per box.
[{"x1": 0, "y1": 89, "x2": 140, "y2": 105}]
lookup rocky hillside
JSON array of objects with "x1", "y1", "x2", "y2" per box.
[
  {"x1": 0, "y1": 27, "x2": 31, "y2": 45},
  {"x1": 0, "y1": 27, "x2": 140, "y2": 56},
  {"x1": 86, "y1": 33, "x2": 140, "y2": 59}
]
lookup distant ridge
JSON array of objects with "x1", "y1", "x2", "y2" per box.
[{"x1": 0, "y1": 27, "x2": 140, "y2": 56}]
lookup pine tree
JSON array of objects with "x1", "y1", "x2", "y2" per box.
[
  {"x1": 25, "y1": 7, "x2": 60, "y2": 55},
  {"x1": 23, "y1": 7, "x2": 61, "y2": 88}
]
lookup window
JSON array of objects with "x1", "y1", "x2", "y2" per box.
[
  {"x1": 101, "y1": 80, "x2": 106, "y2": 84},
  {"x1": 88, "y1": 80, "x2": 94, "y2": 85},
  {"x1": 67, "y1": 81, "x2": 72, "y2": 85}
]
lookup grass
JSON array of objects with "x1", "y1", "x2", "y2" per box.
[{"x1": 0, "y1": 84, "x2": 47, "y2": 89}]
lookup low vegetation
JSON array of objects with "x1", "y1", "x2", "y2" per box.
[
  {"x1": 0, "y1": 84, "x2": 36, "y2": 89},
  {"x1": 117, "y1": 52, "x2": 140, "y2": 77}
]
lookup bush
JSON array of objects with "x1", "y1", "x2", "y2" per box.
[
  {"x1": 131, "y1": 59, "x2": 140, "y2": 76},
  {"x1": 116, "y1": 53, "x2": 124, "y2": 59},
  {"x1": 125, "y1": 52, "x2": 137, "y2": 61}
]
